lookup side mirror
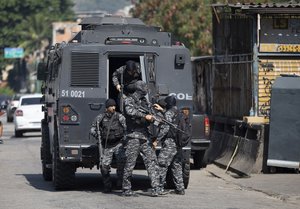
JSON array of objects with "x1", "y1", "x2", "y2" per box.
[{"x1": 37, "y1": 62, "x2": 47, "y2": 80}]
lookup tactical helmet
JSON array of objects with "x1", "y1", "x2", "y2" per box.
[
  {"x1": 105, "y1": 98, "x2": 116, "y2": 108},
  {"x1": 164, "y1": 95, "x2": 176, "y2": 109},
  {"x1": 126, "y1": 60, "x2": 138, "y2": 73},
  {"x1": 132, "y1": 80, "x2": 148, "y2": 98},
  {"x1": 157, "y1": 98, "x2": 166, "y2": 108}
]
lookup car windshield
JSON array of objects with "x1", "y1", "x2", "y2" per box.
[
  {"x1": 21, "y1": 98, "x2": 42, "y2": 105},
  {"x1": 14, "y1": 95, "x2": 21, "y2": 100}
]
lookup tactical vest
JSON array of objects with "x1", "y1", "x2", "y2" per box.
[
  {"x1": 100, "y1": 113, "x2": 124, "y2": 147},
  {"x1": 126, "y1": 98, "x2": 149, "y2": 132}
]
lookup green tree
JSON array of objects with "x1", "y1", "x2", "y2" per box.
[
  {"x1": 0, "y1": 0, "x2": 74, "y2": 56},
  {"x1": 0, "y1": 0, "x2": 75, "y2": 91},
  {"x1": 131, "y1": 0, "x2": 291, "y2": 56},
  {"x1": 0, "y1": 86, "x2": 14, "y2": 96},
  {"x1": 18, "y1": 14, "x2": 50, "y2": 55},
  {"x1": 132, "y1": 0, "x2": 212, "y2": 56}
]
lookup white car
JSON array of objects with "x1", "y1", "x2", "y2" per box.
[
  {"x1": 6, "y1": 93, "x2": 25, "y2": 122},
  {"x1": 14, "y1": 94, "x2": 43, "y2": 137}
]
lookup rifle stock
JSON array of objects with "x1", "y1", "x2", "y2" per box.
[
  {"x1": 97, "y1": 120, "x2": 103, "y2": 167},
  {"x1": 119, "y1": 69, "x2": 124, "y2": 113}
]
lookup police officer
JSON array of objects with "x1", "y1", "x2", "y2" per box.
[
  {"x1": 112, "y1": 60, "x2": 141, "y2": 94},
  {"x1": 156, "y1": 95, "x2": 185, "y2": 195},
  {"x1": 151, "y1": 99, "x2": 168, "y2": 150},
  {"x1": 90, "y1": 99, "x2": 127, "y2": 193},
  {"x1": 122, "y1": 80, "x2": 160, "y2": 197}
]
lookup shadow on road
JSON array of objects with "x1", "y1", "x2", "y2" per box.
[
  {"x1": 20, "y1": 172, "x2": 152, "y2": 194},
  {"x1": 9, "y1": 134, "x2": 42, "y2": 140}
]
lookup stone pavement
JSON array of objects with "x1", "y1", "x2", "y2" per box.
[{"x1": 205, "y1": 164, "x2": 300, "y2": 204}]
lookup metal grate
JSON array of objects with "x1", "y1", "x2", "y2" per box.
[{"x1": 71, "y1": 52, "x2": 99, "y2": 87}]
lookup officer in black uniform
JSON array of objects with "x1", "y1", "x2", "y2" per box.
[
  {"x1": 90, "y1": 99, "x2": 127, "y2": 193},
  {"x1": 122, "y1": 80, "x2": 160, "y2": 197},
  {"x1": 112, "y1": 60, "x2": 141, "y2": 94}
]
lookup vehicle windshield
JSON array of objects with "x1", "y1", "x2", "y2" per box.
[
  {"x1": 13, "y1": 94, "x2": 23, "y2": 101},
  {"x1": 21, "y1": 98, "x2": 42, "y2": 105}
]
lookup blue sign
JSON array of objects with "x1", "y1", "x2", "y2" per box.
[{"x1": 4, "y1": 48, "x2": 24, "y2": 58}]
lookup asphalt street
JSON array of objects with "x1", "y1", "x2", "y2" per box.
[{"x1": 0, "y1": 114, "x2": 299, "y2": 209}]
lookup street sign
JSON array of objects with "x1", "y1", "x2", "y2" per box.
[{"x1": 4, "y1": 47, "x2": 24, "y2": 59}]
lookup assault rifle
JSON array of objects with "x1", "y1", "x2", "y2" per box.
[
  {"x1": 137, "y1": 104, "x2": 186, "y2": 134},
  {"x1": 97, "y1": 120, "x2": 103, "y2": 168},
  {"x1": 119, "y1": 68, "x2": 124, "y2": 113}
]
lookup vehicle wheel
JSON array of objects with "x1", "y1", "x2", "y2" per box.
[
  {"x1": 193, "y1": 150, "x2": 206, "y2": 169},
  {"x1": 15, "y1": 129, "x2": 23, "y2": 137},
  {"x1": 41, "y1": 119, "x2": 52, "y2": 181},
  {"x1": 165, "y1": 161, "x2": 190, "y2": 189},
  {"x1": 52, "y1": 128, "x2": 75, "y2": 190}
]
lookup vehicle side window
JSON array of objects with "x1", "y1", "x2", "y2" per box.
[{"x1": 21, "y1": 98, "x2": 42, "y2": 106}]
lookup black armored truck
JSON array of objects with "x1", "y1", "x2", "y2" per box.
[{"x1": 37, "y1": 16, "x2": 210, "y2": 190}]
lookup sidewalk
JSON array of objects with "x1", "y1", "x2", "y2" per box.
[{"x1": 205, "y1": 164, "x2": 300, "y2": 203}]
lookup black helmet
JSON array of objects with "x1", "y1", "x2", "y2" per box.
[
  {"x1": 157, "y1": 98, "x2": 166, "y2": 108},
  {"x1": 164, "y1": 95, "x2": 176, "y2": 109},
  {"x1": 126, "y1": 60, "x2": 137, "y2": 72},
  {"x1": 131, "y1": 80, "x2": 148, "y2": 98},
  {"x1": 105, "y1": 98, "x2": 116, "y2": 108}
]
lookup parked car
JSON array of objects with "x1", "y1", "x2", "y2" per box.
[
  {"x1": 14, "y1": 94, "x2": 43, "y2": 137},
  {"x1": 6, "y1": 94, "x2": 24, "y2": 122},
  {"x1": 0, "y1": 95, "x2": 11, "y2": 110}
]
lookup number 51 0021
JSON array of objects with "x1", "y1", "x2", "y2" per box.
[{"x1": 61, "y1": 90, "x2": 85, "y2": 98}]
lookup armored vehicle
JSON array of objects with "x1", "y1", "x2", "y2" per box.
[{"x1": 38, "y1": 16, "x2": 205, "y2": 190}]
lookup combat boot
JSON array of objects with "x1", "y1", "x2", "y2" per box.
[
  {"x1": 122, "y1": 189, "x2": 138, "y2": 197},
  {"x1": 157, "y1": 187, "x2": 169, "y2": 195},
  {"x1": 150, "y1": 187, "x2": 160, "y2": 197},
  {"x1": 170, "y1": 189, "x2": 185, "y2": 195}
]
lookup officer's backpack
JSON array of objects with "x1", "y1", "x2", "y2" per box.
[{"x1": 171, "y1": 110, "x2": 192, "y2": 147}]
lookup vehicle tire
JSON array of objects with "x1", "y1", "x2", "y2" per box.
[
  {"x1": 41, "y1": 119, "x2": 52, "y2": 181},
  {"x1": 15, "y1": 129, "x2": 23, "y2": 137},
  {"x1": 193, "y1": 150, "x2": 206, "y2": 169},
  {"x1": 165, "y1": 161, "x2": 190, "y2": 189},
  {"x1": 52, "y1": 126, "x2": 75, "y2": 190}
]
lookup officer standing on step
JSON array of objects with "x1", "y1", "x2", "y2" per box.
[
  {"x1": 90, "y1": 99, "x2": 127, "y2": 193},
  {"x1": 122, "y1": 80, "x2": 160, "y2": 197}
]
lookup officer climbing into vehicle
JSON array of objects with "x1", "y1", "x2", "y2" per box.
[
  {"x1": 90, "y1": 98, "x2": 127, "y2": 193},
  {"x1": 112, "y1": 60, "x2": 141, "y2": 94},
  {"x1": 122, "y1": 80, "x2": 161, "y2": 197},
  {"x1": 156, "y1": 95, "x2": 186, "y2": 195}
]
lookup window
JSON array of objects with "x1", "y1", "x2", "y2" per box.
[{"x1": 21, "y1": 98, "x2": 42, "y2": 106}]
